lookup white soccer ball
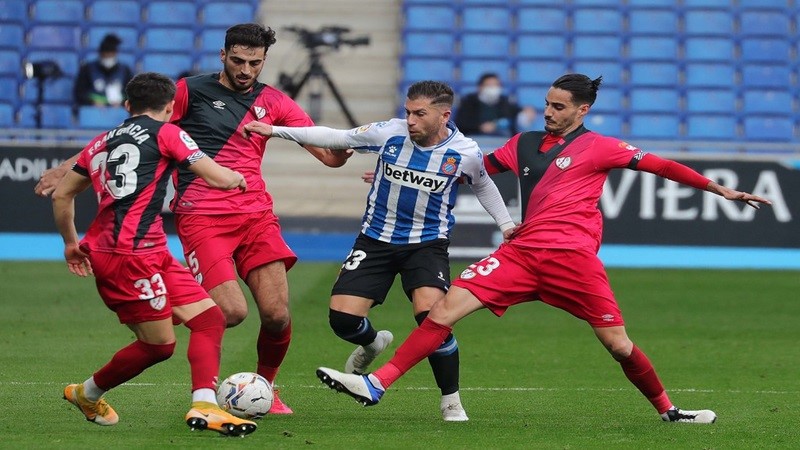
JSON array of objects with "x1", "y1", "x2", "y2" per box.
[{"x1": 216, "y1": 372, "x2": 273, "y2": 419}]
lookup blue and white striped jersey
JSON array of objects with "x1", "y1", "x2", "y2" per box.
[{"x1": 342, "y1": 119, "x2": 488, "y2": 244}]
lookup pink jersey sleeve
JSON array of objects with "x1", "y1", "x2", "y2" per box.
[
  {"x1": 592, "y1": 136, "x2": 646, "y2": 171},
  {"x1": 170, "y1": 78, "x2": 189, "y2": 124},
  {"x1": 485, "y1": 134, "x2": 521, "y2": 175},
  {"x1": 271, "y1": 94, "x2": 314, "y2": 127},
  {"x1": 157, "y1": 123, "x2": 205, "y2": 166}
]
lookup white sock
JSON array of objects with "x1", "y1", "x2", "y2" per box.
[
  {"x1": 192, "y1": 388, "x2": 217, "y2": 404},
  {"x1": 441, "y1": 391, "x2": 461, "y2": 406},
  {"x1": 82, "y1": 377, "x2": 105, "y2": 402}
]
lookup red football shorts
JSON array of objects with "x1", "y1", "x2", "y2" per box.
[
  {"x1": 90, "y1": 250, "x2": 209, "y2": 324},
  {"x1": 174, "y1": 209, "x2": 297, "y2": 291},
  {"x1": 453, "y1": 243, "x2": 624, "y2": 327}
]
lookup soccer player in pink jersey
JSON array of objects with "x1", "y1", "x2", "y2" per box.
[
  {"x1": 315, "y1": 73, "x2": 772, "y2": 424},
  {"x1": 52, "y1": 72, "x2": 256, "y2": 436}
]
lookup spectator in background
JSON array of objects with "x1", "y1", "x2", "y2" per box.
[
  {"x1": 455, "y1": 72, "x2": 535, "y2": 137},
  {"x1": 74, "y1": 34, "x2": 134, "y2": 109}
]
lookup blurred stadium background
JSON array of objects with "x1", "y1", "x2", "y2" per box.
[{"x1": 0, "y1": 0, "x2": 798, "y2": 268}]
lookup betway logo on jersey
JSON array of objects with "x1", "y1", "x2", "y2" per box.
[{"x1": 383, "y1": 162, "x2": 447, "y2": 193}]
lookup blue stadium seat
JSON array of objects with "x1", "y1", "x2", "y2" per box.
[
  {"x1": 517, "y1": 60, "x2": 568, "y2": 86},
  {"x1": 460, "y1": 33, "x2": 511, "y2": 58},
  {"x1": 0, "y1": 102, "x2": 13, "y2": 127},
  {"x1": 89, "y1": 1, "x2": 141, "y2": 25},
  {"x1": 460, "y1": 59, "x2": 511, "y2": 86},
  {"x1": 572, "y1": 9, "x2": 623, "y2": 34},
  {"x1": 741, "y1": 65, "x2": 793, "y2": 90},
  {"x1": 585, "y1": 113, "x2": 623, "y2": 136},
  {"x1": 572, "y1": 61, "x2": 624, "y2": 86},
  {"x1": 402, "y1": 57, "x2": 455, "y2": 83},
  {"x1": 0, "y1": 77, "x2": 19, "y2": 105},
  {"x1": 197, "y1": 53, "x2": 222, "y2": 72},
  {"x1": 26, "y1": 51, "x2": 79, "y2": 77},
  {"x1": 41, "y1": 104, "x2": 74, "y2": 129},
  {"x1": 16, "y1": 104, "x2": 37, "y2": 128},
  {"x1": 737, "y1": 0, "x2": 790, "y2": 10},
  {"x1": 0, "y1": 50, "x2": 21, "y2": 77},
  {"x1": 740, "y1": 39, "x2": 791, "y2": 63},
  {"x1": 743, "y1": 90, "x2": 794, "y2": 116},
  {"x1": 404, "y1": 5, "x2": 456, "y2": 31},
  {"x1": 627, "y1": 10, "x2": 678, "y2": 35},
  {"x1": 142, "y1": 28, "x2": 196, "y2": 52},
  {"x1": 27, "y1": 25, "x2": 81, "y2": 50},
  {"x1": 684, "y1": 38, "x2": 734, "y2": 62},
  {"x1": 141, "y1": 53, "x2": 194, "y2": 79},
  {"x1": 684, "y1": 63, "x2": 736, "y2": 89},
  {"x1": 627, "y1": 37, "x2": 679, "y2": 61},
  {"x1": 683, "y1": 10, "x2": 733, "y2": 36},
  {"x1": 0, "y1": 24, "x2": 24, "y2": 51},
  {"x1": 685, "y1": 115, "x2": 738, "y2": 140},
  {"x1": 517, "y1": 8, "x2": 567, "y2": 33},
  {"x1": 462, "y1": 0, "x2": 507, "y2": 3},
  {"x1": 571, "y1": 35, "x2": 621, "y2": 61},
  {"x1": 0, "y1": 0, "x2": 28, "y2": 23},
  {"x1": 629, "y1": 88, "x2": 679, "y2": 113},
  {"x1": 628, "y1": 114, "x2": 681, "y2": 139},
  {"x1": 628, "y1": 62, "x2": 679, "y2": 87},
  {"x1": 682, "y1": 0, "x2": 730, "y2": 8},
  {"x1": 739, "y1": 11, "x2": 790, "y2": 37},
  {"x1": 201, "y1": 2, "x2": 254, "y2": 27},
  {"x1": 517, "y1": 35, "x2": 566, "y2": 60},
  {"x1": 145, "y1": 1, "x2": 198, "y2": 26},
  {"x1": 685, "y1": 89, "x2": 736, "y2": 114},
  {"x1": 78, "y1": 106, "x2": 129, "y2": 130},
  {"x1": 590, "y1": 87, "x2": 622, "y2": 113},
  {"x1": 626, "y1": 0, "x2": 675, "y2": 6},
  {"x1": 743, "y1": 116, "x2": 794, "y2": 141},
  {"x1": 517, "y1": 0, "x2": 554, "y2": 4},
  {"x1": 572, "y1": 0, "x2": 619, "y2": 5},
  {"x1": 23, "y1": 77, "x2": 74, "y2": 104},
  {"x1": 31, "y1": 0, "x2": 84, "y2": 24},
  {"x1": 514, "y1": 85, "x2": 545, "y2": 108},
  {"x1": 462, "y1": 7, "x2": 511, "y2": 32},
  {"x1": 199, "y1": 28, "x2": 227, "y2": 54},
  {"x1": 86, "y1": 27, "x2": 139, "y2": 53}
]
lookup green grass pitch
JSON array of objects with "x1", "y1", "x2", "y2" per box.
[{"x1": 0, "y1": 261, "x2": 797, "y2": 449}]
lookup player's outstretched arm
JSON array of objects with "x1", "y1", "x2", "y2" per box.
[
  {"x1": 188, "y1": 156, "x2": 247, "y2": 191},
  {"x1": 51, "y1": 171, "x2": 93, "y2": 277},
  {"x1": 35, "y1": 152, "x2": 80, "y2": 197},
  {"x1": 242, "y1": 120, "x2": 353, "y2": 167},
  {"x1": 705, "y1": 181, "x2": 772, "y2": 210}
]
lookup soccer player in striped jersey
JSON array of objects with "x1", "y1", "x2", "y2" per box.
[
  {"x1": 242, "y1": 80, "x2": 515, "y2": 421},
  {"x1": 52, "y1": 72, "x2": 256, "y2": 436},
  {"x1": 314, "y1": 74, "x2": 772, "y2": 424}
]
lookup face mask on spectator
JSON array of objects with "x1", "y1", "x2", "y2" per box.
[
  {"x1": 100, "y1": 57, "x2": 117, "y2": 69},
  {"x1": 478, "y1": 86, "x2": 502, "y2": 105}
]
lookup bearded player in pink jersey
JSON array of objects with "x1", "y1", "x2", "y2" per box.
[{"x1": 315, "y1": 73, "x2": 772, "y2": 424}]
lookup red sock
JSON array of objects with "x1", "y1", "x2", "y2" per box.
[
  {"x1": 93, "y1": 340, "x2": 175, "y2": 391},
  {"x1": 185, "y1": 306, "x2": 226, "y2": 391},
  {"x1": 619, "y1": 345, "x2": 672, "y2": 414},
  {"x1": 256, "y1": 320, "x2": 292, "y2": 383},
  {"x1": 373, "y1": 318, "x2": 452, "y2": 389}
]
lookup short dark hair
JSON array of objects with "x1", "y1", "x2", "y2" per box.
[
  {"x1": 551, "y1": 73, "x2": 602, "y2": 106},
  {"x1": 224, "y1": 23, "x2": 277, "y2": 52},
  {"x1": 125, "y1": 72, "x2": 176, "y2": 114},
  {"x1": 478, "y1": 72, "x2": 499, "y2": 86},
  {"x1": 407, "y1": 81, "x2": 454, "y2": 107},
  {"x1": 98, "y1": 33, "x2": 121, "y2": 53}
]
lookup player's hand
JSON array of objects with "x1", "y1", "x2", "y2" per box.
[
  {"x1": 361, "y1": 171, "x2": 375, "y2": 184},
  {"x1": 327, "y1": 148, "x2": 353, "y2": 167},
  {"x1": 34, "y1": 166, "x2": 68, "y2": 197},
  {"x1": 241, "y1": 121, "x2": 272, "y2": 138},
  {"x1": 64, "y1": 243, "x2": 92, "y2": 277},
  {"x1": 502, "y1": 225, "x2": 517, "y2": 243},
  {"x1": 234, "y1": 172, "x2": 247, "y2": 192},
  {"x1": 712, "y1": 183, "x2": 772, "y2": 210}
]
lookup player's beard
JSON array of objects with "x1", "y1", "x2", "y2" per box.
[{"x1": 221, "y1": 66, "x2": 256, "y2": 92}]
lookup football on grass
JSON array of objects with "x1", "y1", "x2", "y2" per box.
[{"x1": 216, "y1": 372, "x2": 273, "y2": 419}]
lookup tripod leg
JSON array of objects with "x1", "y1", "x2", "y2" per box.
[{"x1": 320, "y1": 70, "x2": 359, "y2": 128}]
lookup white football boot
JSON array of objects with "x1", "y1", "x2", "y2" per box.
[
  {"x1": 440, "y1": 391, "x2": 469, "y2": 422},
  {"x1": 345, "y1": 330, "x2": 394, "y2": 374},
  {"x1": 661, "y1": 407, "x2": 717, "y2": 423}
]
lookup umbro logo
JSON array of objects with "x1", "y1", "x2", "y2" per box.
[
  {"x1": 212, "y1": 100, "x2": 226, "y2": 109},
  {"x1": 254, "y1": 106, "x2": 265, "y2": 119},
  {"x1": 523, "y1": 166, "x2": 530, "y2": 176}
]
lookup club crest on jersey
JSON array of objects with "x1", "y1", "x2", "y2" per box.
[
  {"x1": 459, "y1": 268, "x2": 476, "y2": 280},
  {"x1": 555, "y1": 156, "x2": 571, "y2": 170},
  {"x1": 150, "y1": 295, "x2": 166, "y2": 311},
  {"x1": 355, "y1": 124, "x2": 372, "y2": 134},
  {"x1": 253, "y1": 106, "x2": 266, "y2": 119},
  {"x1": 212, "y1": 100, "x2": 225, "y2": 109},
  {"x1": 440, "y1": 156, "x2": 458, "y2": 175},
  {"x1": 618, "y1": 141, "x2": 638, "y2": 151}
]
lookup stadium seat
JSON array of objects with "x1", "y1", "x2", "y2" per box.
[
  {"x1": 517, "y1": 0, "x2": 554, "y2": 4},
  {"x1": 141, "y1": 53, "x2": 194, "y2": 79},
  {"x1": 743, "y1": 90, "x2": 794, "y2": 116},
  {"x1": 145, "y1": 1, "x2": 198, "y2": 26},
  {"x1": 682, "y1": 0, "x2": 730, "y2": 8},
  {"x1": 199, "y1": 28, "x2": 227, "y2": 54},
  {"x1": 628, "y1": 114, "x2": 681, "y2": 139},
  {"x1": 590, "y1": 87, "x2": 622, "y2": 113},
  {"x1": 743, "y1": 116, "x2": 794, "y2": 141},
  {"x1": 572, "y1": 9, "x2": 623, "y2": 34},
  {"x1": 629, "y1": 88, "x2": 679, "y2": 113},
  {"x1": 685, "y1": 115, "x2": 738, "y2": 140},
  {"x1": 740, "y1": 39, "x2": 791, "y2": 63},
  {"x1": 0, "y1": 102, "x2": 13, "y2": 127},
  {"x1": 0, "y1": 77, "x2": 19, "y2": 105},
  {"x1": 40, "y1": 104, "x2": 74, "y2": 129},
  {"x1": 627, "y1": 10, "x2": 678, "y2": 35},
  {"x1": 402, "y1": 57, "x2": 455, "y2": 83},
  {"x1": 23, "y1": 77, "x2": 74, "y2": 104},
  {"x1": 683, "y1": 10, "x2": 733, "y2": 36},
  {"x1": 201, "y1": 2, "x2": 254, "y2": 27},
  {"x1": 0, "y1": 24, "x2": 24, "y2": 51},
  {"x1": 26, "y1": 51, "x2": 79, "y2": 77},
  {"x1": 404, "y1": 5, "x2": 456, "y2": 31},
  {"x1": 31, "y1": 0, "x2": 84, "y2": 24},
  {"x1": 142, "y1": 28, "x2": 196, "y2": 52},
  {"x1": 460, "y1": 59, "x2": 511, "y2": 86},
  {"x1": 0, "y1": 50, "x2": 21, "y2": 77},
  {"x1": 78, "y1": 106, "x2": 128, "y2": 130},
  {"x1": 572, "y1": 61, "x2": 624, "y2": 86},
  {"x1": 570, "y1": 35, "x2": 621, "y2": 61},
  {"x1": 27, "y1": 25, "x2": 81, "y2": 50},
  {"x1": 685, "y1": 89, "x2": 736, "y2": 114},
  {"x1": 626, "y1": 0, "x2": 675, "y2": 6},
  {"x1": 628, "y1": 62, "x2": 679, "y2": 87},
  {"x1": 572, "y1": 0, "x2": 619, "y2": 5},
  {"x1": 462, "y1": 0, "x2": 507, "y2": 4},
  {"x1": 16, "y1": 104, "x2": 37, "y2": 128},
  {"x1": 684, "y1": 63, "x2": 736, "y2": 89},
  {"x1": 517, "y1": 8, "x2": 567, "y2": 34},
  {"x1": 741, "y1": 65, "x2": 792, "y2": 90},
  {"x1": 197, "y1": 53, "x2": 222, "y2": 73},
  {"x1": 684, "y1": 38, "x2": 734, "y2": 62},
  {"x1": 461, "y1": 7, "x2": 511, "y2": 32},
  {"x1": 0, "y1": 0, "x2": 28, "y2": 23},
  {"x1": 86, "y1": 27, "x2": 139, "y2": 54},
  {"x1": 627, "y1": 37, "x2": 679, "y2": 61},
  {"x1": 737, "y1": 0, "x2": 790, "y2": 10},
  {"x1": 460, "y1": 33, "x2": 511, "y2": 59},
  {"x1": 516, "y1": 35, "x2": 566, "y2": 60},
  {"x1": 514, "y1": 85, "x2": 546, "y2": 108},
  {"x1": 89, "y1": 0, "x2": 141, "y2": 25},
  {"x1": 585, "y1": 113, "x2": 623, "y2": 136},
  {"x1": 517, "y1": 60, "x2": 568, "y2": 86},
  {"x1": 739, "y1": 11, "x2": 790, "y2": 37}
]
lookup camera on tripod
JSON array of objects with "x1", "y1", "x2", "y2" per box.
[{"x1": 284, "y1": 25, "x2": 370, "y2": 50}]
